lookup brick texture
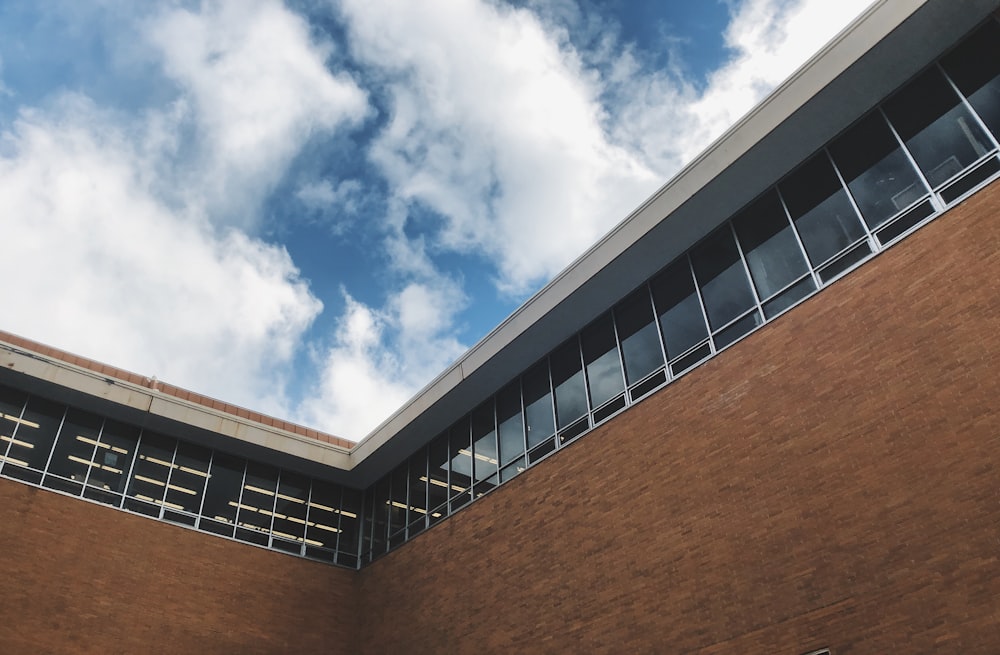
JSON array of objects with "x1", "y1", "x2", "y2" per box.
[
  {"x1": 0, "y1": 481, "x2": 357, "y2": 654},
  {"x1": 355, "y1": 180, "x2": 1000, "y2": 653}
]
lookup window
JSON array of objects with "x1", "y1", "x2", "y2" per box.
[
  {"x1": 471, "y1": 401, "x2": 499, "y2": 497},
  {"x1": 883, "y1": 67, "x2": 992, "y2": 188},
  {"x1": 124, "y1": 431, "x2": 176, "y2": 518},
  {"x1": 941, "y1": 20, "x2": 1000, "y2": 141},
  {"x1": 581, "y1": 313, "x2": 626, "y2": 411},
  {"x1": 199, "y1": 452, "x2": 245, "y2": 537},
  {"x1": 651, "y1": 258, "x2": 710, "y2": 363},
  {"x1": 615, "y1": 288, "x2": 664, "y2": 386},
  {"x1": 496, "y1": 382, "x2": 526, "y2": 482},
  {"x1": 551, "y1": 338, "x2": 588, "y2": 430}
]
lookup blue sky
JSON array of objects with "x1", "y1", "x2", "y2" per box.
[{"x1": 0, "y1": 0, "x2": 872, "y2": 439}]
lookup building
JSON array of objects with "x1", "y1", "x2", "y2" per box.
[{"x1": 1, "y1": 0, "x2": 999, "y2": 652}]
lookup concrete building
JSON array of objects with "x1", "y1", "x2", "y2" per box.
[{"x1": 1, "y1": 0, "x2": 999, "y2": 652}]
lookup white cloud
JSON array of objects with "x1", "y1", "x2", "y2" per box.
[
  {"x1": 0, "y1": 96, "x2": 321, "y2": 416},
  {"x1": 147, "y1": 0, "x2": 369, "y2": 226},
  {"x1": 296, "y1": 279, "x2": 467, "y2": 438}
]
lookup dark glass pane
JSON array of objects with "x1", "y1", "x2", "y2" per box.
[
  {"x1": 500, "y1": 456, "x2": 526, "y2": 483},
  {"x1": 86, "y1": 420, "x2": 138, "y2": 495},
  {"x1": 201, "y1": 452, "x2": 245, "y2": 530},
  {"x1": 615, "y1": 289, "x2": 663, "y2": 384},
  {"x1": 125, "y1": 431, "x2": 176, "y2": 511},
  {"x1": 732, "y1": 190, "x2": 809, "y2": 300},
  {"x1": 407, "y1": 447, "x2": 428, "y2": 529},
  {"x1": 427, "y1": 432, "x2": 450, "y2": 511},
  {"x1": 448, "y1": 418, "x2": 472, "y2": 507},
  {"x1": 371, "y1": 476, "x2": 390, "y2": 554},
  {"x1": 4, "y1": 396, "x2": 64, "y2": 480},
  {"x1": 338, "y1": 487, "x2": 363, "y2": 557},
  {"x1": 388, "y1": 463, "x2": 408, "y2": 536},
  {"x1": 942, "y1": 20, "x2": 1000, "y2": 139},
  {"x1": 236, "y1": 462, "x2": 278, "y2": 542},
  {"x1": 714, "y1": 310, "x2": 762, "y2": 349},
  {"x1": 360, "y1": 488, "x2": 374, "y2": 558},
  {"x1": 307, "y1": 480, "x2": 342, "y2": 551},
  {"x1": 781, "y1": 153, "x2": 867, "y2": 266},
  {"x1": 45, "y1": 408, "x2": 102, "y2": 486},
  {"x1": 551, "y1": 338, "x2": 587, "y2": 429},
  {"x1": 0, "y1": 386, "x2": 28, "y2": 467},
  {"x1": 581, "y1": 314, "x2": 625, "y2": 409},
  {"x1": 163, "y1": 442, "x2": 210, "y2": 515},
  {"x1": 762, "y1": 277, "x2": 816, "y2": 318},
  {"x1": 884, "y1": 67, "x2": 992, "y2": 187},
  {"x1": 270, "y1": 472, "x2": 309, "y2": 548},
  {"x1": 651, "y1": 258, "x2": 709, "y2": 359},
  {"x1": 522, "y1": 362, "x2": 554, "y2": 449},
  {"x1": 471, "y1": 401, "x2": 498, "y2": 496},
  {"x1": 830, "y1": 112, "x2": 927, "y2": 228},
  {"x1": 496, "y1": 382, "x2": 525, "y2": 467},
  {"x1": 690, "y1": 227, "x2": 757, "y2": 330}
]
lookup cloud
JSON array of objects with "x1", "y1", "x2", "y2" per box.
[
  {"x1": 0, "y1": 96, "x2": 321, "y2": 416},
  {"x1": 296, "y1": 279, "x2": 467, "y2": 438},
  {"x1": 147, "y1": 0, "x2": 369, "y2": 226}
]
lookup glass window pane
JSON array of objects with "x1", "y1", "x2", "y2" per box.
[
  {"x1": 164, "y1": 442, "x2": 210, "y2": 515},
  {"x1": 200, "y1": 452, "x2": 245, "y2": 533},
  {"x1": 883, "y1": 67, "x2": 992, "y2": 187},
  {"x1": 581, "y1": 314, "x2": 625, "y2": 408},
  {"x1": 522, "y1": 362, "x2": 554, "y2": 449},
  {"x1": 371, "y1": 476, "x2": 390, "y2": 554},
  {"x1": 551, "y1": 338, "x2": 588, "y2": 429},
  {"x1": 125, "y1": 432, "x2": 176, "y2": 513},
  {"x1": 388, "y1": 463, "x2": 408, "y2": 537},
  {"x1": 361, "y1": 489, "x2": 374, "y2": 559},
  {"x1": 3, "y1": 396, "x2": 64, "y2": 483},
  {"x1": 690, "y1": 227, "x2": 758, "y2": 330},
  {"x1": 427, "y1": 432, "x2": 449, "y2": 512},
  {"x1": 337, "y1": 487, "x2": 363, "y2": 562},
  {"x1": 471, "y1": 401, "x2": 498, "y2": 497},
  {"x1": 407, "y1": 448, "x2": 428, "y2": 531},
  {"x1": 651, "y1": 259, "x2": 709, "y2": 359},
  {"x1": 44, "y1": 408, "x2": 102, "y2": 491},
  {"x1": 448, "y1": 418, "x2": 472, "y2": 508},
  {"x1": 615, "y1": 289, "x2": 663, "y2": 385},
  {"x1": 732, "y1": 190, "x2": 810, "y2": 300},
  {"x1": 942, "y1": 20, "x2": 1000, "y2": 140},
  {"x1": 496, "y1": 382, "x2": 525, "y2": 467},
  {"x1": 781, "y1": 153, "x2": 867, "y2": 266},
  {"x1": 0, "y1": 386, "x2": 28, "y2": 467},
  {"x1": 306, "y1": 480, "x2": 342, "y2": 554},
  {"x1": 830, "y1": 112, "x2": 928, "y2": 228},
  {"x1": 87, "y1": 419, "x2": 139, "y2": 495},
  {"x1": 270, "y1": 471, "x2": 309, "y2": 547}
]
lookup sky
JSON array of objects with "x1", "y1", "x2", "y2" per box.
[{"x1": 0, "y1": 0, "x2": 874, "y2": 441}]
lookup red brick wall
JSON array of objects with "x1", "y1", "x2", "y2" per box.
[
  {"x1": 0, "y1": 481, "x2": 357, "y2": 654},
  {"x1": 355, "y1": 179, "x2": 1000, "y2": 654}
]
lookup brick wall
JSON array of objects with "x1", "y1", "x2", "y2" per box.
[
  {"x1": 355, "y1": 179, "x2": 1000, "y2": 654},
  {"x1": 0, "y1": 481, "x2": 357, "y2": 654}
]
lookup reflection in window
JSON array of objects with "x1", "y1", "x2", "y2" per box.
[
  {"x1": 407, "y1": 448, "x2": 428, "y2": 536},
  {"x1": 337, "y1": 488, "x2": 363, "y2": 567},
  {"x1": 732, "y1": 191, "x2": 812, "y2": 301},
  {"x1": 307, "y1": 480, "x2": 342, "y2": 561},
  {"x1": 615, "y1": 289, "x2": 664, "y2": 385},
  {"x1": 651, "y1": 258, "x2": 709, "y2": 360},
  {"x1": 883, "y1": 67, "x2": 992, "y2": 188},
  {"x1": 200, "y1": 452, "x2": 244, "y2": 537},
  {"x1": 581, "y1": 314, "x2": 625, "y2": 409},
  {"x1": 830, "y1": 112, "x2": 927, "y2": 228},
  {"x1": 522, "y1": 362, "x2": 555, "y2": 450},
  {"x1": 427, "y1": 432, "x2": 450, "y2": 521},
  {"x1": 471, "y1": 401, "x2": 498, "y2": 497},
  {"x1": 124, "y1": 431, "x2": 176, "y2": 518},
  {"x1": 162, "y1": 442, "x2": 210, "y2": 524},
  {"x1": 236, "y1": 462, "x2": 278, "y2": 546},
  {"x1": 781, "y1": 153, "x2": 868, "y2": 267},
  {"x1": 942, "y1": 20, "x2": 1000, "y2": 142},
  {"x1": 551, "y1": 339, "x2": 588, "y2": 429},
  {"x1": 3, "y1": 396, "x2": 64, "y2": 485},
  {"x1": 691, "y1": 227, "x2": 758, "y2": 330},
  {"x1": 448, "y1": 418, "x2": 472, "y2": 510},
  {"x1": 270, "y1": 471, "x2": 309, "y2": 554},
  {"x1": 44, "y1": 408, "x2": 102, "y2": 494},
  {"x1": 497, "y1": 382, "x2": 525, "y2": 469}
]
